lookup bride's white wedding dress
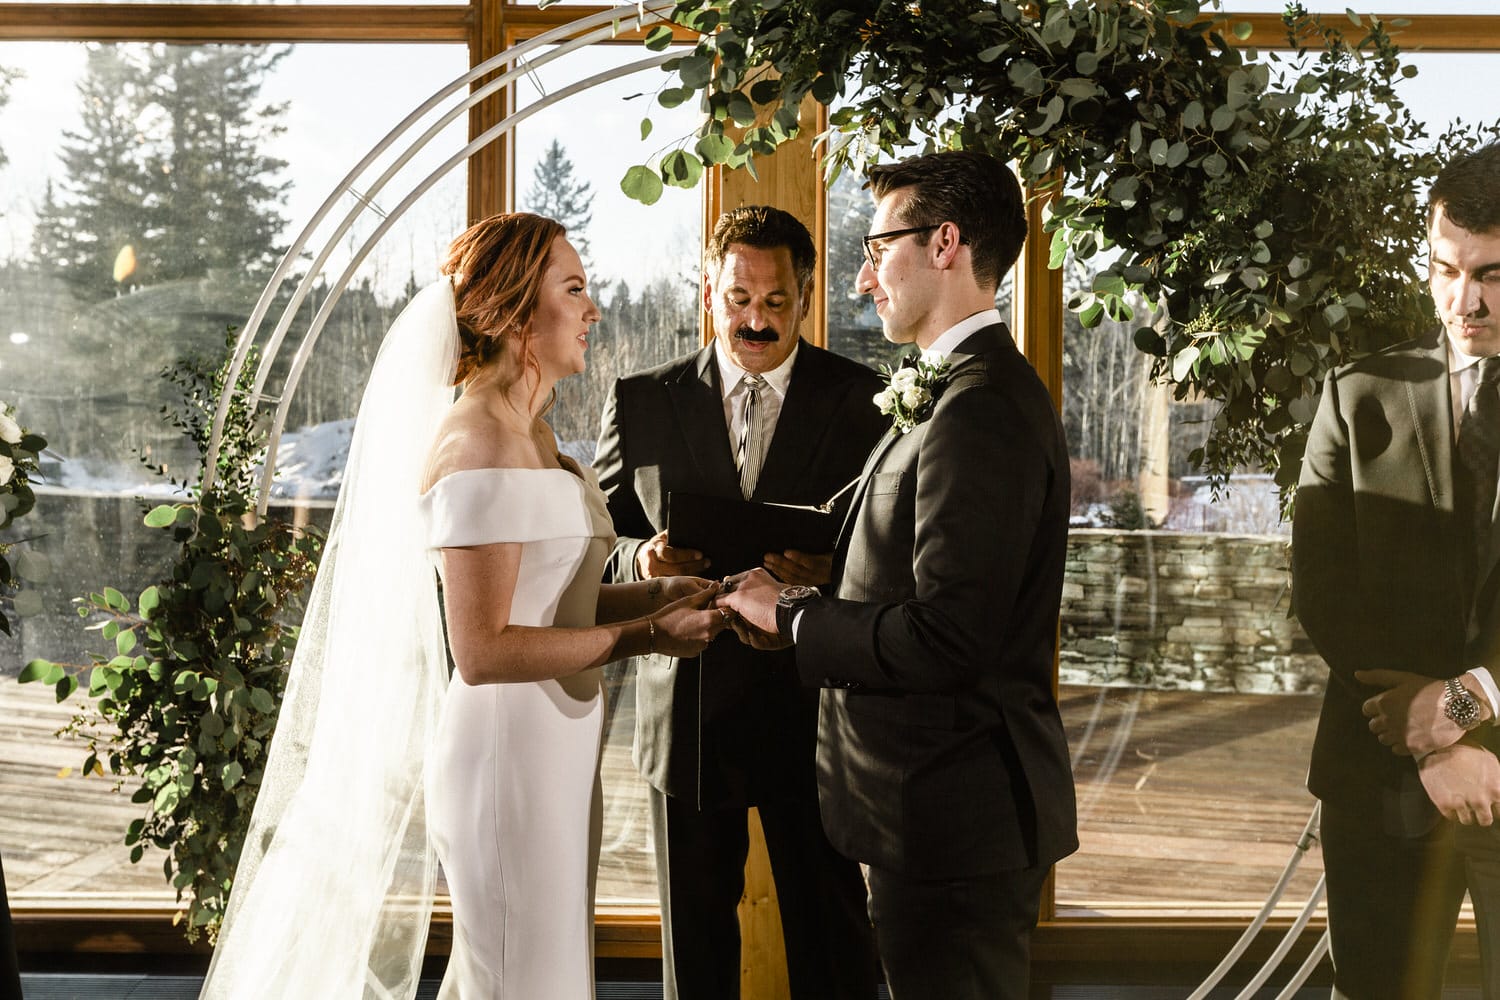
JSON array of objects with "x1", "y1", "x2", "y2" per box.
[{"x1": 421, "y1": 465, "x2": 614, "y2": 999}]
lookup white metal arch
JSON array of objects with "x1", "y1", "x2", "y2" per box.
[
  {"x1": 199, "y1": 5, "x2": 1336, "y2": 994},
  {"x1": 202, "y1": 0, "x2": 676, "y2": 506}
]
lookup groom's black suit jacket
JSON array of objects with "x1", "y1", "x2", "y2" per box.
[
  {"x1": 795, "y1": 323, "x2": 1079, "y2": 878},
  {"x1": 596, "y1": 340, "x2": 887, "y2": 805}
]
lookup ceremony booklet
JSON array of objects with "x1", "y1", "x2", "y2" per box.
[{"x1": 667, "y1": 479, "x2": 857, "y2": 576}]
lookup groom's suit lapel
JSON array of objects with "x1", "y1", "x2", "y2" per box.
[{"x1": 833, "y1": 324, "x2": 1005, "y2": 555}]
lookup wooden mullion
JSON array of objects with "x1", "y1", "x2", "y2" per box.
[
  {"x1": 1224, "y1": 11, "x2": 1500, "y2": 52},
  {"x1": 0, "y1": 4, "x2": 471, "y2": 43},
  {"x1": 465, "y1": 0, "x2": 508, "y2": 221}
]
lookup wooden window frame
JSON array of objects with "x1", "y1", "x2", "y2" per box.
[{"x1": 1, "y1": 2, "x2": 1497, "y2": 981}]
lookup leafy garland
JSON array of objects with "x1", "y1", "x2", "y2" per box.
[
  {"x1": 0, "y1": 399, "x2": 47, "y2": 635},
  {"x1": 21, "y1": 339, "x2": 324, "y2": 940},
  {"x1": 625, "y1": 0, "x2": 1499, "y2": 492}
]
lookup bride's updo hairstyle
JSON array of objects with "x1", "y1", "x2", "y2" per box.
[{"x1": 440, "y1": 212, "x2": 566, "y2": 388}]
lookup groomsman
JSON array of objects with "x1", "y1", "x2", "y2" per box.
[
  {"x1": 721, "y1": 151, "x2": 1078, "y2": 1000},
  {"x1": 595, "y1": 205, "x2": 885, "y2": 998}
]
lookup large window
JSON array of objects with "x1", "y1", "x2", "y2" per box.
[
  {"x1": 0, "y1": 37, "x2": 467, "y2": 907},
  {"x1": 1051, "y1": 47, "x2": 1500, "y2": 917},
  {"x1": 3, "y1": 2, "x2": 1500, "y2": 985}
]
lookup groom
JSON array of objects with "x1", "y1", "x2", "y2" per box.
[{"x1": 720, "y1": 150, "x2": 1078, "y2": 999}]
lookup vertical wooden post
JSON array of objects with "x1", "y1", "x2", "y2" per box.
[
  {"x1": 467, "y1": 0, "x2": 508, "y2": 221},
  {"x1": 706, "y1": 96, "x2": 826, "y2": 1000},
  {"x1": 1014, "y1": 175, "x2": 1065, "y2": 923}
]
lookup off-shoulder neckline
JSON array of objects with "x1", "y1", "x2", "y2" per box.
[{"x1": 421, "y1": 465, "x2": 589, "y2": 498}]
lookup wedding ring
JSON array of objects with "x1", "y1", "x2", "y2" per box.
[
  {"x1": 719, "y1": 607, "x2": 734, "y2": 625},
  {"x1": 720, "y1": 577, "x2": 737, "y2": 594}
]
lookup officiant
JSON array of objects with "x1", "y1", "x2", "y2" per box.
[{"x1": 594, "y1": 205, "x2": 885, "y2": 999}]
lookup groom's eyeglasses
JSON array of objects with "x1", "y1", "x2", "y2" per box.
[{"x1": 861, "y1": 225, "x2": 968, "y2": 269}]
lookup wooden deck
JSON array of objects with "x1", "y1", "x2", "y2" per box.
[{"x1": 1, "y1": 676, "x2": 1325, "y2": 914}]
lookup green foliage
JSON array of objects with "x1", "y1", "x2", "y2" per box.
[
  {"x1": 19, "y1": 335, "x2": 323, "y2": 941},
  {"x1": 0, "y1": 399, "x2": 49, "y2": 635},
  {"x1": 633, "y1": 0, "x2": 1500, "y2": 491},
  {"x1": 1104, "y1": 489, "x2": 1154, "y2": 531}
]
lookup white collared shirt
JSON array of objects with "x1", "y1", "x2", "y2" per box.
[
  {"x1": 919, "y1": 308, "x2": 1004, "y2": 364},
  {"x1": 1446, "y1": 334, "x2": 1500, "y2": 717},
  {"x1": 714, "y1": 338, "x2": 798, "y2": 466}
]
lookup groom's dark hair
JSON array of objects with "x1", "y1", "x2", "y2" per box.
[{"x1": 867, "y1": 151, "x2": 1026, "y2": 291}]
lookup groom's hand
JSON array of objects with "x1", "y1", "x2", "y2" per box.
[{"x1": 717, "y1": 568, "x2": 782, "y2": 636}]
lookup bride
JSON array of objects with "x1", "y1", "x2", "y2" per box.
[{"x1": 201, "y1": 213, "x2": 727, "y2": 999}]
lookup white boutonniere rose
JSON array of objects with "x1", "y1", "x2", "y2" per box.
[
  {"x1": 874, "y1": 357, "x2": 950, "y2": 433},
  {"x1": 0, "y1": 454, "x2": 13, "y2": 486},
  {"x1": 0, "y1": 407, "x2": 21, "y2": 446}
]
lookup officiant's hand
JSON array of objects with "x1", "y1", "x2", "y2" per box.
[
  {"x1": 763, "y1": 550, "x2": 832, "y2": 586},
  {"x1": 636, "y1": 529, "x2": 709, "y2": 578}
]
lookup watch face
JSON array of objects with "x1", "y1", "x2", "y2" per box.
[
  {"x1": 1445, "y1": 681, "x2": 1482, "y2": 729},
  {"x1": 778, "y1": 585, "x2": 818, "y2": 605}
]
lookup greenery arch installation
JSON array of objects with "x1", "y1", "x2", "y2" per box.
[{"x1": 624, "y1": 0, "x2": 1498, "y2": 493}]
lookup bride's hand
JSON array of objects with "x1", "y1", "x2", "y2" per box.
[
  {"x1": 660, "y1": 575, "x2": 716, "y2": 603},
  {"x1": 650, "y1": 584, "x2": 731, "y2": 658}
]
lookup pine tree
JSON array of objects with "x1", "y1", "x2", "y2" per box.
[
  {"x1": 29, "y1": 43, "x2": 290, "y2": 301},
  {"x1": 29, "y1": 46, "x2": 153, "y2": 299},
  {"x1": 137, "y1": 45, "x2": 291, "y2": 287},
  {"x1": 0, "y1": 66, "x2": 17, "y2": 170},
  {"x1": 523, "y1": 139, "x2": 594, "y2": 264}
]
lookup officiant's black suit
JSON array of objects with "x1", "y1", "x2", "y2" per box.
[
  {"x1": 794, "y1": 322, "x2": 1078, "y2": 998},
  {"x1": 595, "y1": 338, "x2": 885, "y2": 998}
]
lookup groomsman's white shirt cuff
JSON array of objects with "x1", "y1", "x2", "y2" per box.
[{"x1": 1468, "y1": 667, "x2": 1500, "y2": 720}]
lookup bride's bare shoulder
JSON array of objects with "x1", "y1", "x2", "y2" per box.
[{"x1": 422, "y1": 402, "x2": 535, "y2": 491}]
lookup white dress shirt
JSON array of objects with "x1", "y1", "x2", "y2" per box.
[{"x1": 715, "y1": 338, "x2": 797, "y2": 472}]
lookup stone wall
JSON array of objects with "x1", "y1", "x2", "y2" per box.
[{"x1": 1061, "y1": 529, "x2": 1327, "y2": 694}]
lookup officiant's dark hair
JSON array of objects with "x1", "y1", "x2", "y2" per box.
[
  {"x1": 867, "y1": 151, "x2": 1026, "y2": 291},
  {"x1": 1429, "y1": 141, "x2": 1500, "y2": 235},
  {"x1": 442, "y1": 212, "x2": 567, "y2": 389},
  {"x1": 704, "y1": 205, "x2": 817, "y2": 291}
]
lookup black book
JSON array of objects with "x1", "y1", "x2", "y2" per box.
[{"x1": 667, "y1": 491, "x2": 838, "y2": 577}]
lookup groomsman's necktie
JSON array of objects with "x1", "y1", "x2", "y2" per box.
[
  {"x1": 736, "y1": 373, "x2": 767, "y2": 498},
  {"x1": 1460, "y1": 355, "x2": 1500, "y2": 570}
]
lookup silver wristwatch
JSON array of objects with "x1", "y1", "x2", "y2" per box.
[{"x1": 1443, "y1": 677, "x2": 1484, "y2": 731}]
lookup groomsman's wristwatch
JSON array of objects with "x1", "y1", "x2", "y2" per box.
[
  {"x1": 1444, "y1": 677, "x2": 1484, "y2": 731},
  {"x1": 775, "y1": 585, "x2": 820, "y2": 638}
]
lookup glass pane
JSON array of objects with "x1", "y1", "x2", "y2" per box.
[
  {"x1": 825, "y1": 165, "x2": 1014, "y2": 369},
  {"x1": 0, "y1": 40, "x2": 467, "y2": 907},
  {"x1": 1052, "y1": 50, "x2": 1500, "y2": 915},
  {"x1": 513, "y1": 42, "x2": 703, "y2": 905}
]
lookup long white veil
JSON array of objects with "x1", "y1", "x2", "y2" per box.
[{"x1": 201, "y1": 280, "x2": 458, "y2": 999}]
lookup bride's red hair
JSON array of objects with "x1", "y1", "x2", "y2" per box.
[{"x1": 440, "y1": 212, "x2": 566, "y2": 387}]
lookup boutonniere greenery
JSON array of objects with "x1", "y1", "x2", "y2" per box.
[{"x1": 873, "y1": 357, "x2": 950, "y2": 434}]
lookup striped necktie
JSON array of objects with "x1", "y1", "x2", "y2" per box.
[{"x1": 736, "y1": 373, "x2": 767, "y2": 498}]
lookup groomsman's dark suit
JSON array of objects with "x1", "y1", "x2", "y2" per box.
[
  {"x1": 595, "y1": 338, "x2": 885, "y2": 998},
  {"x1": 790, "y1": 320, "x2": 1078, "y2": 996},
  {"x1": 1295, "y1": 327, "x2": 1500, "y2": 998}
]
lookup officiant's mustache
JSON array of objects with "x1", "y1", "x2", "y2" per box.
[{"x1": 734, "y1": 325, "x2": 779, "y2": 343}]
